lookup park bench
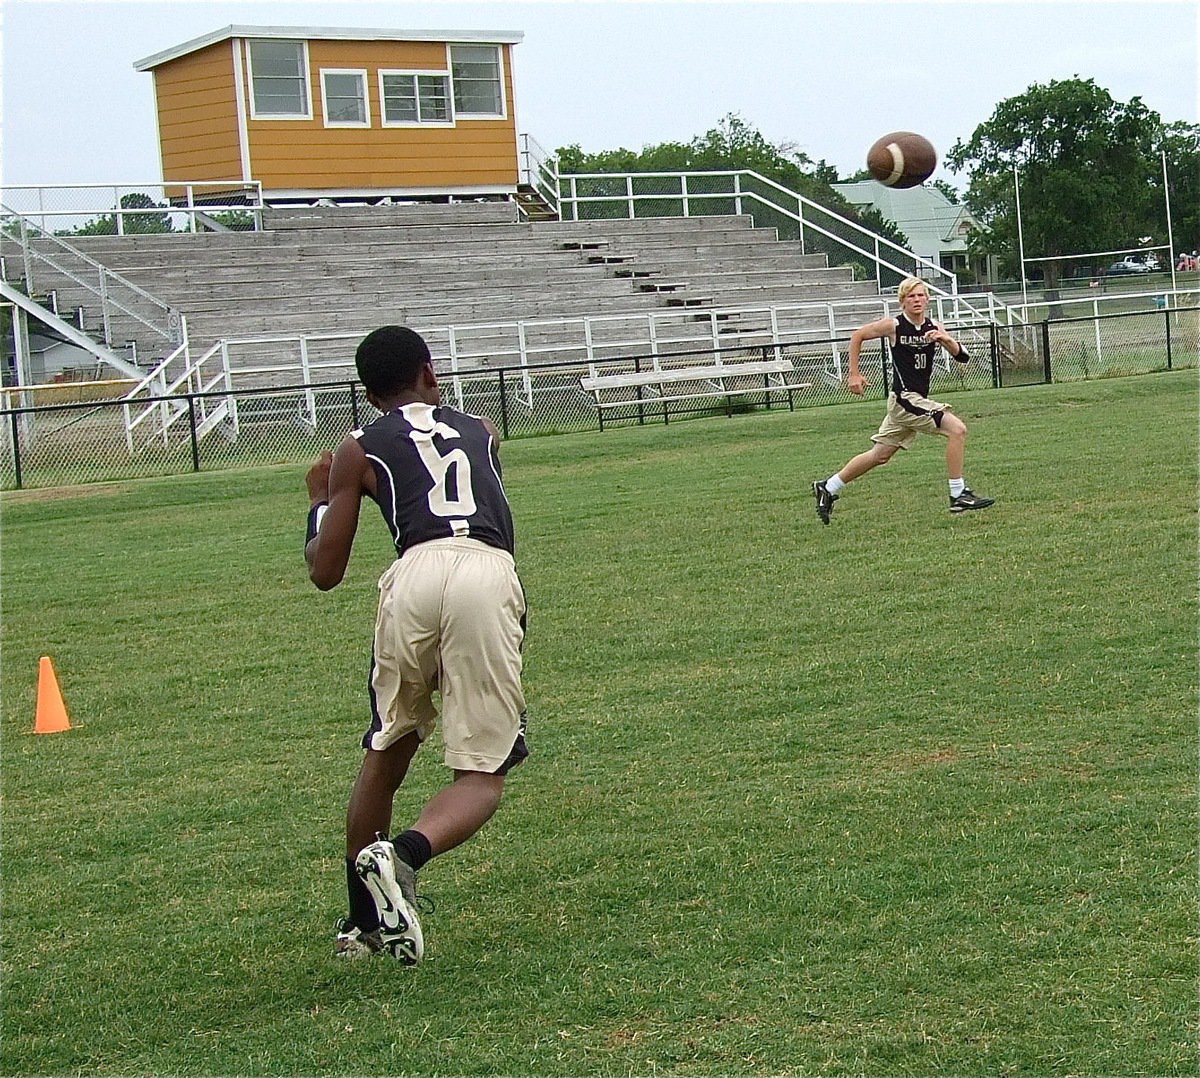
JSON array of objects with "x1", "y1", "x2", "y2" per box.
[{"x1": 579, "y1": 358, "x2": 812, "y2": 428}]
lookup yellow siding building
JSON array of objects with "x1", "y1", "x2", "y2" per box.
[{"x1": 134, "y1": 25, "x2": 524, "y2": 201}]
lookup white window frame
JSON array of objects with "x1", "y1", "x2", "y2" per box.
[
  {"x1": 246, "y1": 39, "x2": 312, "y2": 120},
  {"x1": 320, "y1": 68, "x2": 370, "y2": 128},
  {"x1": 447, "y1": 44, "x2": 507, "y2": 121},
  {"x1": 378, "y1": 69, "x2": 455, "y2": 127}
]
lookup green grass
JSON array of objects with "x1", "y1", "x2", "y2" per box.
[{"x1": 2, "y1": 371, "x2": 1196, "y2": 1076}]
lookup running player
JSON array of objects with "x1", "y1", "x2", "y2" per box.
[
  {"x1": 812, "y1": 276, "x2": 994, "y2": 523},
  {"x1": 305, "y1": 325, "x2": 528, "y2": 963}
]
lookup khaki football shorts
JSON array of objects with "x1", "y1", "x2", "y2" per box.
[
  {"x1": 871, "y1": 391, "x2": 953, "y2": 450},
  {"x1": 366, "y1": 537, "x2": 527, "y2": 773}
]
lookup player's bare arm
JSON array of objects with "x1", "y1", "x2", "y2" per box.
[
  {"x1": 306, "y1": 436, "x2": 373, "y2": 591},
  {"x1": 846, "y1": 316, "x2": 897, "y2": 395},
  {"x1": 479, "y1": 414, "x2": 502, "y2": 443}
]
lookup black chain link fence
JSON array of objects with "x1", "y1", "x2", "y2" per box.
[{"x1": 2, "y1": 307, "x2": 1194, "y2": 491}]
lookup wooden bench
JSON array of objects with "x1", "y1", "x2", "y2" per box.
[{"x1": 579, "y1": 358, "x2": 812, "y2": 429}]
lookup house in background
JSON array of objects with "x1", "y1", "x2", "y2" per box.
[
  {"x1": 134, "y1": 25, "x2": 524, "y2": 203},
  {"x1": 3, "y1": 327, "x2": 108, "y2": 386},
  {"x1": 832, "y1": 180, "x2": 995, "y2": 288}
]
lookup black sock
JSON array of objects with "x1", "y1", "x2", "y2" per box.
[
  {"x1": 346, "y1": 858, "x2": 379, "y2": 932},
  {"x1": 391, "y1": 829, "x2": 433, "y2": 872}
]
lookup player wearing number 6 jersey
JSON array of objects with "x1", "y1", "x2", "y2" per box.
[
  {"x1": 305, "y1": 325, "x2": 528, "y2": 964},
  {"x1": 811, "y1": 277, "x2": 994, "y2": 523}
]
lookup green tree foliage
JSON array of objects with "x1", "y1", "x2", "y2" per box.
[
  {"x1": 70, "y1": 193, "x2": 174, "y2": 237},
  {"x1": 205, "y1": 209, "x2": 259, "y2": 232},
  {"x1": 930, "y1": 179, "x2": 960, "y2": 205},
  {"x1": 947, "y1": 78, "x2": 1196, "y2": 286},
  {"x1": 558, "y1": 114, "x2": 820, "y2": 195},
  {"x1": 1157, "y1": 121, "x2": 1200, "y2": 257},
  {"x1": 556, "y1": 113, "x2": 909, "y2": 249}
]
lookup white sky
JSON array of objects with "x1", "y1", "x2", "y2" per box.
[{"x1": 1, "y1": 0, "x2": 1197, "y2": 190}]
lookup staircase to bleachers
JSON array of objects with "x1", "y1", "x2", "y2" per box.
[{"x1": 4, "y1": 200, "x2": 886, "y2": 390}]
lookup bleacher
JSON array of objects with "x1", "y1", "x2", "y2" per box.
[{"x1": 8, "y1": 200, "x2": 882, "y2": 381}]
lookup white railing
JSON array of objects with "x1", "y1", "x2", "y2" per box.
[
  {"x1": 120, "y1": 319, "x2": 235, "y2": 452},
  {"x1": 0, "y1": 206, "x2": 184, "y2": 355},
  {"x1": 998, "y1": 287, "x2": 1198, "y2": 322},
  {"x1": 138, "y1": 281, "x2": 1194, "y2": 414},
  {"x1": 0, "y1": 181, "x2": 265, "y2": 235},
  {"x1": 161, "y1": 291, "x2": 1011, "y2": 397},
  {"x1": 27, "y1": 164, "x2": 1182, "y2": 457},
  {"x1": 519, "y1": 134, "x2": 561, "y2": 217},
  {"x1": 557, "y1": 169, "x2": 961, "y2": 289}
]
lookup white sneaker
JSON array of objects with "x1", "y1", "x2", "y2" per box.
[{"x1": 355, "y1": 837, "x2": 424, "y2": 965}]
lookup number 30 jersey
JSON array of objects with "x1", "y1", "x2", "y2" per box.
[
  {"x1": 354, "y1": 403, "x2": 515, "y2": 557},
  {"x1": 890, "y1": 313, "x2": 938, "y2": 398}
]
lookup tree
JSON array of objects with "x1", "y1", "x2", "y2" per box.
[
  {"x1": 1157, "y1": 121, "x2": 1200, "y2": 257},
  {"x1": 558, "y1": 114, "x2": 825, "y2": 197},
  {"x1": 205, "y1": 209, "x2": 259, "y2": 232},
  {"x1": 930, "y1": 179, "x2": 960, "y2": 205},
  {"x1": 70, "y1": 192, "x2": 174, "y2": 237},
  {"x1": 946, "y1": 78, "x2": 1192, "y2": 291},
  {"x1": 557, "y1": 113, "x2": 909, "y2": 251}
]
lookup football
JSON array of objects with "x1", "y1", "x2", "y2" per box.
[{"x1": 866, "y1": 131, "x2": 938, "y2": 189}]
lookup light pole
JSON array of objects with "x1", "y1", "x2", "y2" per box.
[
  {"x1": 1014, "y1": 164, "x2": 1028, "y2": 309},
  {"x1": 1163, "y1": 149, "x2": 1178, "y2": 296}
]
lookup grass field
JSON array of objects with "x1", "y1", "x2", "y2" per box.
[{"x1": 1, "y1": 370, "x2": 1196, "y2": 1076}]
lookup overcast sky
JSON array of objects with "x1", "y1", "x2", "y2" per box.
[{"x1": 1, "y1": 0, "x2": 1196, "y2": 191}]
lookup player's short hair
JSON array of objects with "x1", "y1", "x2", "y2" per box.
[
  {"x1": 355, "y1": 326, "x2": 432, "y2": 396},
  {"x1": 897, "y1": 276, "x2": 928, "y2": 302}
]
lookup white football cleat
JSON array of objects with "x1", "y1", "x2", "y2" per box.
[
  {"x1": 355, "y1": 837, "x2": 424, "y2": 965},
  {"x1": 333, "y1": 916, "x2": 383, "y2": 959}
]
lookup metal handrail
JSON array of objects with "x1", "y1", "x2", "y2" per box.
[
  {"x1": 0, "y1": 181, "x2": 265, "y2": 235},
  {"x1": 173, "y1": 289, "x2": 1036, "y2": 391},
  {"x1": 560, "y1": 169, "x2": 957, "y2": 285},
  {"x1": 121, "y1": 329, "x2": 239, "y2": 452},
  {"x1": 0, "y1": 206, "x2": 184, "y2": 344},
  {"x1": 548, "y1": 166, "x2": 1036, "y2": 332},
  {"x1": 519, "y1": 134, "x2": 561, "y2": 217},
  {"x1": 154, "y1": 283, "x2": 1195, "y2": 400}
]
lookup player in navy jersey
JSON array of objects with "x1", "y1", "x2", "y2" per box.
[
  {"x1": 812, "y1": 276, "x2": 994, "y2": 523},
  {"x1": 304, "y1": 325, "x2": 528, "y2": 963}
]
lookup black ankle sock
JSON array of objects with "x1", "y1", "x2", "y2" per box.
[
  {"x1": 346, "y1": 857, "x2": 379, "y2": 931},
  {"x1": 391, "y1": 829, "x2": 433, "y2": 872}
]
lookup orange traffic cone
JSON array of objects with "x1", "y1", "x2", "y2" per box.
[{"x1": 34, "y1": 656, "x2": 72, "y2": 734}]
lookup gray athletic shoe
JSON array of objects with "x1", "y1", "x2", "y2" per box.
[{"x1": 355, "y1": 837, "x2": 424, "y2": 965}]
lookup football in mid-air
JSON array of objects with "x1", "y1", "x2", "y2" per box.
[{"x1": 866, "y1": 132, "x2": 938, "y2": 189}]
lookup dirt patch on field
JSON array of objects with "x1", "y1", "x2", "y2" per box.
[{"x1": 2, "y1": 482, "x2": 133, "y2": 504}]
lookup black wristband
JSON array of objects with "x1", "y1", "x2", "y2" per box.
[
  {"x1": 306, "y1": 502, "x2": 328, "y2": 546},
  {"x1": 954, "y1": 346, "x2": 970, "y2": 363}
]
